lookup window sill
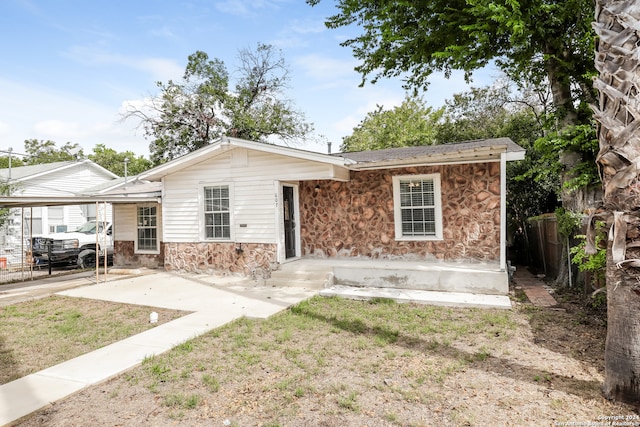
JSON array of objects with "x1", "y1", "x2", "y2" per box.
[
  {"x1": 395, "y1": 236, "x2": 443, "y2": 242},
  {"x1": 135, "y1": 250, "x2": 160, "y2": 255}
]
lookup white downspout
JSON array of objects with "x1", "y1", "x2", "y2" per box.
[{"x1": 500, "y1": 153, "x2": 507, "y2": 271}]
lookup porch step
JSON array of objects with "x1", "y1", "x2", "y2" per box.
[
  {"x1": 319, "y1": 286, "x2": 512, "y2": 309},
  {"x1": 332, "y1": 263, "x2": 508, "y2": 295},
  {"x1": 264, "y1": 259, "x2": 509, "y2": 296},
  {"x1": 265, "y1": 262, "x2": 332, "y2": 289}
]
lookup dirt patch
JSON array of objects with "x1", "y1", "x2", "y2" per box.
[{"x1": 13, "y1": 293, "x2": 638, "y2": 427}]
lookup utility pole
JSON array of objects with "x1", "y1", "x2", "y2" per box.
[
  {"x1": 124, "y1": 157, "x2": 129, "y2": 189},
  {"x1": 7, "y1": 147, "x2": 12, "y2": 194}
]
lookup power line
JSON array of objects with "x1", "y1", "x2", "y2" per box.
[{"x1": 0, "y1": 149, "x2": 28, "y2": 157}]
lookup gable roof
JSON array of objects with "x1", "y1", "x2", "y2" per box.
[
  {"x1": 139, "y1": 136, "x2": 524, "y2": 181},
  {"x1": 0, "y1": 159, "x2": 119, "y2": 183},
  {"x1": 139, "y1": 136, "x2": 352, "y2": 181}
]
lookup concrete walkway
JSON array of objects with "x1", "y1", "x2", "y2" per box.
[
  {"x1": 513, "y1": 268, "x2": 558, "y2": 307},
  {"x1": 0, "y1": 271, "x2": 317, "y2": 426}
]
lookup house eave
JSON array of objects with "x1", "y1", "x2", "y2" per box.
[
  {"x1": 348, "y1": 146, "x2": 512, "y2": 170},
  {"x1": 140, "y1": 136, "x2": 353, "y2": 181},
  {"x1": 0, "y1": 194, "x2": 161, "y2": 208},
  {"x1": 5, "y1": 159, "x2": 120, "y2": 184}
]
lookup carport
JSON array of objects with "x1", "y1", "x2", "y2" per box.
[{"x1": 0, "y1": 192, "x2": 159, "y2": 283}]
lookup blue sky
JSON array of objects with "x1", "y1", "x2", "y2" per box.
[{"x1": 0, "y1": 0, "x2": 495, "y2": 158}]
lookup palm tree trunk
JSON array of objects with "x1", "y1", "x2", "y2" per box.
[{"x1": 593, "y1": 0, "x2": 640, "y2": 403}]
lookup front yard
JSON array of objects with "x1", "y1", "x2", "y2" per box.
[{"x1": 7, "y1": 293, "x2": 635, "y2": 426}]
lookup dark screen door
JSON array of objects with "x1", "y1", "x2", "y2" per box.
[{"x1": 283, "y1": 186, "x2": 296, "y2": 258}]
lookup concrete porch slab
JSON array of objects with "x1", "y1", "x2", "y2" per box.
[
  {"x1": 319, "y1": 285, "x2": 512, "y2": 309},
  {"x1": 277, "y1": 258, "x2": 509, "y2": 295}
]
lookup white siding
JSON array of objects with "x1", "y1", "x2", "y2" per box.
[
  {"x1": 162, "y1": 149, "x2": 334, "y2": 243},
  {"x1": 66, "y1": 206, "x2": 87, "y2": 230},
  {"x1": 8, "y1": 163, "x2": 115, "y2": 237},
  {"x1": 15, "y1": 163, "x2": 114, "y2": 197},
  {"x1": 114, "y1": 203, "x2": 163, "y2": 244},
  {"x1": 114, "y1": 204, "x2": 137, "y2": 241}
]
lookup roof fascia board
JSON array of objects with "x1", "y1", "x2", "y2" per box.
[
  {"x1": 348, "y1": 146, "x2": 510, "y2": 170},
  {"x1": 330, "y1": 165, "x2": 351, "y2": 181},
  {"x1": 11, "y1": 159, "x2": 119, "y2": 183},
  {"x1": 0, "y1": 195, "x2": 160, "y2": 208},
  {"x1": 505, "y1": 150, "x2": 526, "y2": 161},
  {"x1": 350, "y1": 157, "x2": 502, "y2": 171},
  {"x1": 9, "y1": 162, "x2": 74, "y2": 183},
  {"x1": 81, "y1": 159, "x2": 120, "y2": 179},
  {"x1": 139, "y1": 140, "x2": 227, "y2": 181}
]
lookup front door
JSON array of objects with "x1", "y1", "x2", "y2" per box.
[{"x1": 283, "y1": 186, "x2": 296, "y2": 259}]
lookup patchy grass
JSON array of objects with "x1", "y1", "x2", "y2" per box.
[
  {"x1": 0, "y1": 295, "x2": 187, "y2": 384},
  {"x1": 16, "y1": 295, "x2": 636, "y2": 427}
]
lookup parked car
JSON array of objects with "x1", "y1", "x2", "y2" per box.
[{"x1": 31, "y1": 221, "x2": 113, "y2": 268}]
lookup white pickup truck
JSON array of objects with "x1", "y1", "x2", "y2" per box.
[{"x1": 31, "y1": 221, "x2": 113, "y2": 268}]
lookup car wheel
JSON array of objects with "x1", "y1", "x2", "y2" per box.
[{"x1": 77, "y1": 249, "x2": 97, "y2": 269}]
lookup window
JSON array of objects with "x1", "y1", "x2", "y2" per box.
[
  {"x1": 48, "y1": 206, "x2": 64, "y2": 231},
  {"x1": 137, "y1": 205, "x2": 158, "y2": 251},
  {"x1": 81, "y1": 204, "x2": 97, "y2": 222},
  {"x1": 204, "y1": 185, "x2": 230, "y2": 239},
  {"x1": 393, "y1": 174, "x2": 442, "y2": 240}
]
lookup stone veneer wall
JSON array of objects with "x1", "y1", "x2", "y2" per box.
[
  {"x1": 114, "y1": 241, "x2": 165, "y2": 269},
  {"x1": 163, "y1": 242, "x2": 277, "y2": 277},
  {"x1": 299, "y1": 162, "x2": 501, "y2": 261}
]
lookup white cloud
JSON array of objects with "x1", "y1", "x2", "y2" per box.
[
  {"x1": 0, "y1": 78, "x2": 149, "y2": 156},
  {"x1": 134, "y1": 57, "x2": 184, "y2": 82},
  {"x1": 64, "y1": 46, "x2": 183, "y2": 82},
  {"x1": 34, "y1": 120, "x2": 83, "y2": 139},
  {"x1": 288, "y1": 18, "x2": 326, "y2": 35},
  {"x1": 294, "y1": 53, "x2": 358, "y2": 85},
  {"x1": 214, "y1": 0, "x2": 285, "y2": 17},
  {"x1": 270, "y1": 18, "x2": 327, "y2": 49},
  {"x1": 0, "y1": 121, "x2": 10, "y2": 136},
  {"x1": 149, "y1": 26, "x2": 177, "y2": 40}
]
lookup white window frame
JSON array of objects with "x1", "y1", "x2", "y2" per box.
[
  {"x1": 135, "y1": 204, "x2": 159, "y2": 254},
  {"x1": 201, "y1": 183, "x2": 234, "y2": 241},
  {"x1": 392, "y1": 174, "x2": 443, "y2": 241}
]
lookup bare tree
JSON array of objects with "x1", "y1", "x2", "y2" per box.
[{"x1": 123, "y1": 44, "x2": 313, "y2": 165}]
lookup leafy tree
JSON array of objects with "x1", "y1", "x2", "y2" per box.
[
  {"x1": 340, "y1": 96, "x2": 443, "y2": 152},
  {"x1": 23, "y1": 139, "x2": 84, "y2": 164},
  {"x1": 225, "y1": 44, "x2": 313, "y2": 143},
  {"x1": 524, "y1": 124, "x2": 599, "y2": 195},
  {"x1": 0, "y1": 155, "x2": 24, "y2": 169},
  {"x1": 308, "y1": 0, "x2": 595, "y2": 125},
  {"x1": 124, "y1": 44, "x2": 313, "y2": 164},
  {"x1": 0, "y1": 155, "x2": 25, "y2": 228},
  {"x1": 0, "y1": 180, "x2": 14, "y2": 229},
  {"x1": 435, "y1": 84, "x2": 540, "y2": 143},
  {"x1": 309, "y1": 0, "x2": 597, "y2": 212},
  {"x1": 89, "y1": 144, "x2": 152, "y2": 177}
]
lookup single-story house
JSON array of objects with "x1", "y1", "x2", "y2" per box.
[
  {"x1": 104, "y1": 136, "x2": 525, "y2": 292},
  {"x1": 0, "y1": 137, "x2": 525, "y2": 294}
]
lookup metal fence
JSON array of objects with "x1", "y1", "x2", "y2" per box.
[
  {"x1": 0, "y1": 240, "x2": 35, "y2": 283},
  {"x1": 0, "y1": 240, "x2": 83, "y2": 284}
]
